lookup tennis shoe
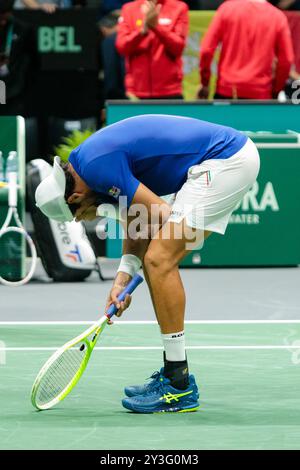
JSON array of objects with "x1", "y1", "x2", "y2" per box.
[
  {"x1": 122, "y1": 374, "x2": 199, "y2": 413},
  {"x1": 124, "y1": 369, "x2": 164, "y2": 397}
]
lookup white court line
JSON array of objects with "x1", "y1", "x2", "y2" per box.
[
  {"x1": 1, "y1": 320, "x2": 300, "y2": 326},
  {"x1": 0, "y1": 345, "x2": 298, "y2": 351}
]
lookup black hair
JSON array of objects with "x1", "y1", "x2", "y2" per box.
[
  {"x1": 61, "y1": 162, "x2": 113, "y2": 216},
  {"x1": 62, "y1": 163, "x2": 79, "y2": 216}
]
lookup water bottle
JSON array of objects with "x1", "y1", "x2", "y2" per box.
[
  {"x1": 6, "y1": 151, "x2": 18, "y2": 208},
  {"x1": 6, "y1": 151, "x2": 18, "y2": 179},
  {"x1": 0, "y1": 151, "x2": 4, "y2": 182}
]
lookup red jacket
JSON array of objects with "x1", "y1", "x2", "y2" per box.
[
  {"x1": 116, "y1": 0, "x2": 189, "y2": 98},
  {"x1": 200, "y1": 0, "x2": 294, "y2": 99}
]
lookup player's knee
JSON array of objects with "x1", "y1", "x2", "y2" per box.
[
  {"x1": 144, "y1": 247, "x2": 174, "y2": 275},
  {"x1": 144, "y1": 249, "x2": 159, "y2": 271}
]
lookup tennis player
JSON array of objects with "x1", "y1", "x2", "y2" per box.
[{"x1": 35, "y1": 115, "x2": 260, "y2": 413}]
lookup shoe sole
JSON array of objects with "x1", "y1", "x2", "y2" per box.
[
  {"x1": 122, "y1": 402, "x2": 200, "y2": 414},
  {"x1": 178, "y1": 406, "x2": 199, "y2": 413},
  {"x1": 155, "y1": 405, "x2": 200, "y2": 414}
]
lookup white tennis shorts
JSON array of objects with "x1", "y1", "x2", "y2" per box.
[{"x1": 163, "y1": 138, "x2": 260, "y2": 235}]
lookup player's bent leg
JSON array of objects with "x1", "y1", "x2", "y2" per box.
[
  {"x1": 143, "y1": 221, "x2": 210, "y2": 334},
  {"x1": 123, "y1": 221, "x2": 210, "y2": 412}
]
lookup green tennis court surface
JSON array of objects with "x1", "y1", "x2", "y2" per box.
[{"x1": 1, "y1": 321, "x2": 300, "y2": 450}]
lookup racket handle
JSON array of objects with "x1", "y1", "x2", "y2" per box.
[{"x1": 106, "y1": 273, "x2": 143, "y2": 319}]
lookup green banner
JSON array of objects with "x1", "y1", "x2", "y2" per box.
[
  {"x1": 183, "y1": 11, "x2": 216, "y2": 100},
  {"x1": 106, "y1": 102, "x2": 300, "y2": 266},
  {"x1": 182, "y1": 137, "x2": 300, "y2": 266},
  {"x1": 0, "y1": 117, "x2": 26, "y2": 281}
]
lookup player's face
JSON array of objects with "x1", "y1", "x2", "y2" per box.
[
  {"x1": 71, "y1": 194, "x2": 99, "y2": 222},
  {"x1": 65, "y1": 164, "x2": 99, "y2": 221}
]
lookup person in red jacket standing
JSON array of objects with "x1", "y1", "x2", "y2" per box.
[
  {"x1": 116, "y1": 0, "x2": 188, "y2": 99},
  {"x1": 198, "y1": 0, "x2": 294, "y2": 100}
]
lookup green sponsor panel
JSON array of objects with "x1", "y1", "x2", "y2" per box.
[
  {"x1": 105, "y1": 103, "x2": 300, "y2": 265},
  {"x1": 106, "y1": 101, "x2": 300, "y2": 132},
  {"x1": 183, "y1": 142, "x2": 300, "y2": 266},
  {"x1": 0, "y1": 117, "x2": 26, "y2": 280}
]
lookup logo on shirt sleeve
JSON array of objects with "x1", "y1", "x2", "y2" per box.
[{"x1": 108, "y1": 186, "x2": 121, "y2": 199}]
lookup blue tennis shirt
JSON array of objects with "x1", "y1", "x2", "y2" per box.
[{"x1": 69, "y1": 115, "x2": 247, "y2": 206}]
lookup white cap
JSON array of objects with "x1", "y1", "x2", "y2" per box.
[{"x1": 35, "y1": 156, "x2": 74, "y2": 223}]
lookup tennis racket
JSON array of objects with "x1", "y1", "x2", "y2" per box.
[
  {"x1": 31, "y1": 273, "x2": 143, "y2": 410},
  {"x1": 0, "y1": 172, "x2": 37, "y2": 286}
]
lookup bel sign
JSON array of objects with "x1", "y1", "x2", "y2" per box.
[{"x1": 38, "y1": 27, "x2": 82, "y2": 53}]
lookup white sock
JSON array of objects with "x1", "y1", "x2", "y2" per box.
[{"x1": 162, "y1": 331, "x2": 186, "y2": 362}]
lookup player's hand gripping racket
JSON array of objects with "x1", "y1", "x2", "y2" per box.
[
  {"x1": 0, "y1": 172, "x2": 37, "y2": 286},
  {"x1": 31, "y1": 274, "x2": 143, "y2": 410}
]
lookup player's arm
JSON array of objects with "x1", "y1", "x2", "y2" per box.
[
  {"x1": 108, "y1": 217, "x2": 149, "y2": 315},
  {"x1": 113, "y1": 181, "x2": 167, "y2": 277},
  {"x1": 107, "y1": 183, "x2": 171, "y2": 315},
  {"x1": 80, "y1": 155, "x2": 171, "y2": 314}
]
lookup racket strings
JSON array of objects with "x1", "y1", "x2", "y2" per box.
[
  {"x1": 35, "y1": 344, "x2": 88, "y2": 407},
  {"x1": 0, "y1": 226, "x2": 23, "y2": 280}
]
